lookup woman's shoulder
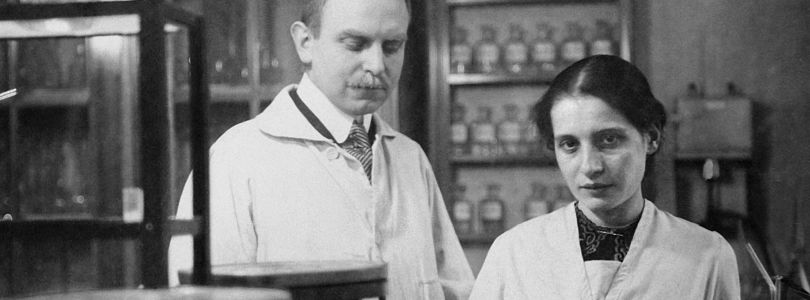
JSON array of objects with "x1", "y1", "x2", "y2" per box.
[{"x1": 645, "y1": 201, "x2": 729, "y2": 250}]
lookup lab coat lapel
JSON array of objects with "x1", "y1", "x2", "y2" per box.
[
  {"x1": 552, "y1": 204, "x2": 595, "y2": 299},
  {"x1": 604, "y1": 200, "x2": 654, "y2": 300},
  {"x1": 257, "y1": 86, "x2": 376, "y2": 238}
]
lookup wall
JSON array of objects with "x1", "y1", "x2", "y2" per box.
[{"x1": 638, "y1": 0, "x2": 810, "y2": 273}]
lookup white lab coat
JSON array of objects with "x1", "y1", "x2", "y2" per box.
[
  {"x1": 470, "y1": 200, "x2": 741, "y2": 300},
  {"x1": 170, "y1": 83, "x2": 474, "y2": 300}
]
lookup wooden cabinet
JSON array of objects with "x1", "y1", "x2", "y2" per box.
[
  {"x1": 0, "y1": 1, "x2": 209, "y2": 296},
  {"x1": 426, "y1": 0, "x2": 632, "y2": 272}
]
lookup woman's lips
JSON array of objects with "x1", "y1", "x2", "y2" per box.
[{"x1": 581, "y1": 183, "x2": 612, "y2": 190}]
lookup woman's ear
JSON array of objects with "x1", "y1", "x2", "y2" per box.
[
  {"x1": 646, "y1": 127, "x2": 661, "y2": 155},
  {"x1": 290, "y1": 21, "x2": 313, "y2": 65}
]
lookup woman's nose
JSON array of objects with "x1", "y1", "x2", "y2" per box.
[{"x1": 580, "y1": 146, "x2": 605, "y2": 178}]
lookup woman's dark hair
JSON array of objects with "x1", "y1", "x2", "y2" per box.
[{"x1": 532, "y1": 55, "x2": 666, "y2": 153}]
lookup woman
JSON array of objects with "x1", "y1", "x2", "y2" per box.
[{"x1": 469, "y1": 55, "x2": 740, "y2": 299}]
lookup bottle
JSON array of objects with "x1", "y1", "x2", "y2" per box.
[
  {"x1": 480, "y1": 183, "x2": 505, "y2": 235},
  {"x1": 450, "y1": 103, "x2": 470, "y2": 156},
  {"x1": 67, "y1": 42, "x2": 86, "y2": 87},
  {"x1": 473, "y1": 25, "x2": 501, "y2": 74},
  {"x1": 560, "y1": 21, "x2": 587, "y2": 66},
  {"x1": 503, "y1": 23, "x2": 529, "y2": 75},
  {"x1": 497, "y1": 103, "x2": 521, "y2": 156},
  {"x1": 531, "y1": 22, "x2": 558, "y2": 76},
  {"x1": 524, "y1": 182, "x2": 549, "y2": 220},
  {"x1": 590, "y1": 19, "x2": 616, "y2": 56},
  {"x1": 450, "y1": 26, "x2": 474, "y2": 74},
  {"x1": 470, "y1": 106, "x2": 497, "y2": 157},
  {"x1": 451, "y1": 184, "x2": 474, "y2": 235},
  {"x1": 259, "y1": 47, "x2": 282, "y2": 85},
  {"x1": 521, "y1": 106, "x2": 540, "y2": 155}
]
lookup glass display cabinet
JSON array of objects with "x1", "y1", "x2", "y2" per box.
[
  {"x1": 0, "y1": 0, "x2": 210, "y2": 296},
  {"x1": 427, "y1": 0, "x2": 632, "y2": 273}
]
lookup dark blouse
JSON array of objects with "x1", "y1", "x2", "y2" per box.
[{"x1": 575, "y1": 203, "x2": 640, "y2": 262}]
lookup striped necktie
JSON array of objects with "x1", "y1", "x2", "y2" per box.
[{"x1": 341, "y1": 120, "x2": 372, "y2": 181}]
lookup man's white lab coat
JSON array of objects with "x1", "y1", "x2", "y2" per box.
[{"x1": 170, "y1": 81, "x2": 473, "y2": 300}]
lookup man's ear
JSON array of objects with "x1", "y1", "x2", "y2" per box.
[{"x1": 290, "y1": 21, "x2": 313, "y2": 65}]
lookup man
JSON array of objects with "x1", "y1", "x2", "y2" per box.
[{"x1": 169, "y1": 0, "x2": 474, "y2": 299}]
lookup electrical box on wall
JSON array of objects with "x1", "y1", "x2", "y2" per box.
[{"x1": 675, "y1": 96, "x2": 752, "y2": 160}]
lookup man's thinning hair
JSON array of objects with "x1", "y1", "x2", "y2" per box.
[{"x1": 301, "y1": 0, "x2": 412, "y2": 37}]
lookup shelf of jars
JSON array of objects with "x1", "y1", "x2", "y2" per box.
[
  {"x1": 429, "y1": 0, "x2": 632, "y2": 250},
  {"x1": 450, "y1": 167, "x2": 575, "y2": 245}
]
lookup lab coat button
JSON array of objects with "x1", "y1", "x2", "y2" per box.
[{"x1": 326, "y1": 147, "x2": 340, "y2": 160}]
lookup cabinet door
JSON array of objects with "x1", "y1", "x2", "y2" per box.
[{"x1": 428, "y1": 0, "x2": 632, "y2": 275}]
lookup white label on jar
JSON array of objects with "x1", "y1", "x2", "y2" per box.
[
  {"x1": 591, "y1": 40, "x2": 614, "y2": 56},
  {"x1": 472, "y1": 124, "x2": 496, "y2": 142},
  {"x1": 451, "y1": 123, "x2": 469, "y2": 143},
  {"x1": 476, "y1": 44, "x2": 500, "y2": 65},
  {"x1": 453, "y1": 201, "x2": 472, "y2": 220},
  {"x1": 122, "y1": 187, "x2": 144, "y2": 223},
  {"x1": 481, "y1": 201, "x2": 503, "y2": 220},
  {"x1": 562, "y1": 42, "x2": 586, "y2": 61},
  {"x1": 452, "y1": 45, "x2": 473, "y2": 64},
  {"x1": 523, "y1": 123, "x2": 539, "y2": 142},
  {"x1": 532, "y1": 43, "x2": 556, "y2": 62},
  {"x1": 504, "y1": 43, "x2": 528, "y2": 64},
  {"x1": 498, "y1": 122, "x2": 521, "y2": 142}
]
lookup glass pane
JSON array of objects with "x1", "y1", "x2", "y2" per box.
[
  {"x1": 168, "y1": 21, "x2": 191, "y2": 213},
  {"x1": 205, "y1": 0, "x2": 248, "y2": 85},
  {"x1": 9, "y1": 33, "x2": 142, "y2": 220},
  {"x1": 15, "y1": 38, "x2": 86, "y2": 89}
]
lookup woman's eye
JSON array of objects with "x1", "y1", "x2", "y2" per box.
[
  {"x1": 557, "y1": 139, "x2": 578, "y2": 152},
  {"x1": 598, "y1": 134, "x2": 621, "y2": 148}
]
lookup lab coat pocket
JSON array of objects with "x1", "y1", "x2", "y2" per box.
[{"x1": 420, "y1": 279, "x2": 444, "y2": 300}]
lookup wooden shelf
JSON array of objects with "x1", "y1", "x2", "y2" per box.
[
  {"x1": 446, "y1": 0, "x2": 616, "y2": 7},
  {"x1": 450, "y1": 154, "x2": 556, "y2": 166},
  {"x1": 448, "y1": 73, "x2": 554, "y2": 86},
  {"x1": 12, "y1": 88, "x2": 90, "y2": 107},
  {"x1": 0, "y1": 218, "x2": 200, "y2": 239}
]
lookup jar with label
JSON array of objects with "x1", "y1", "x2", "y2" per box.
[
  {"x1": 260, "y1": 47, "x2": 282, "y2": 85},
  {"x1": 531, "y1": 22, "x2": 558, "y2": 77},
  {"x1": 473, "y1": 25, "x2": 501, "y2": 74},
  {"x1": 450, "y1": 103, "x2": 469, "y2": 156},
  {"x1": 503, "y1": 23, "x2": 529, "y2": 75},
  {"x1": 497, "y1": 104, "x2": 521, "y2": 156},
  {"x1": 590, "y1": 19, "x2": 616, "y2": 56},
  {"x1": 480, "y1": 183, "x2": 505, "y2": 235},
  {"x1": 560, "y1": 21, "x2": 587, "y2": 66},
  {"x1": 470, "y1": 106, "x2": 497, "y2": 157},
  {"x1": 524, "y1": 182, "x2": 549, "y2": 220},
  {"x1": 451, "y1": 184, "x2": 474, "y2": 235},
  {"x1": 450, "y1": 26, "x2": 474, "y2": 74},
  {"x1": 521, "y1": 106, "x2": 540, "y2": 155}
]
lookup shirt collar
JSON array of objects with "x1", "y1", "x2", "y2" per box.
[
  {"x1": 256, "y1": 74, "x2": 383, "y2": 143},
  {"x1": 297, "y1": 74, "x2": 370, "y2": 143}
]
